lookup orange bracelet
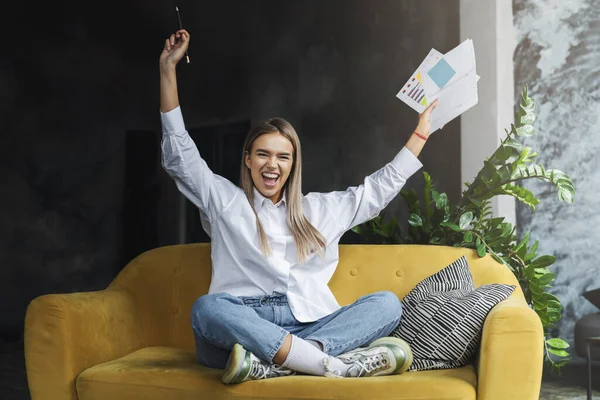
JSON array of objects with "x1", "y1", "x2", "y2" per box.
[{"x1": 413, "y1": 131, "x2": 428, "y2": 141}]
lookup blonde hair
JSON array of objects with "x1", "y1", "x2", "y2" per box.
[{"x1": 240, "y1": 118, "x2": 326, "y2": 263}]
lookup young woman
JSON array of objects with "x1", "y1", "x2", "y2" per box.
[{"x1": 159, "y1": 30, "x2": 439, "y2": 384}]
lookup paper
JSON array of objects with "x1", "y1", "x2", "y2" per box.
[
  {"x1": 427, "y1": 58, "x2": 456, "y2": 88},
  {"x1": 396, "y1": 48, "x2": 444, "y2": 113},
  {"x1": 396, "y1": 38, "x2": 478, "y2": 134}
]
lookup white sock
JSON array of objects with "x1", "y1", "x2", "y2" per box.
[{"x1": 281, "y1": 335, "x2": 349, "y2": 376}]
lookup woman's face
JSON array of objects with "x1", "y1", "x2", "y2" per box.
[{"x1": 245, "y1": 132, "x2": 294, "y2": 204}]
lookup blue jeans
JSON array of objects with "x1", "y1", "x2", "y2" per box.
[{"x1": 190, "y1": 290, "x2": 402, "y2": 369}]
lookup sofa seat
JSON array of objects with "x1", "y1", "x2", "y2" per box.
[
  {"x1": 76, "y1": 346, "x2": 478, "y2": 400},
  {"x1": 27, "y1": 244, "x2": 543, "y2": 399}
]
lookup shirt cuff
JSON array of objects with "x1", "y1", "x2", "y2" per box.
[
  {"x1": 160, "y1": 106, "x2": 186, "y2": 135},
  {"x1": 389, "y1": 147, "x2": 423, "y2": 178}
]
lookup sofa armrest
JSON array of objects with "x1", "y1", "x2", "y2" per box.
[
  {"x1": 476, "y1": 296, "x2": 544, "y2": 400},
  {"x1": 24, "y1": 288, "x2": 147, "y2": 400}
]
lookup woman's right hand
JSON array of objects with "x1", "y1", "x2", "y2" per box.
[
  {"x1": 415, "y1": 98, "x2": 439, "y2": 138},
  {"x1": 160, "y1": 29, "x2": 190, "y2": 67}
]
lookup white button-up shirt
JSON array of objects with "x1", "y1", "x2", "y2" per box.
[{"x1": 160, "y1": 106, "x2": 422, "y2": 322}]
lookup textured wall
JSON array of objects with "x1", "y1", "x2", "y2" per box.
[
  {"x1": 1, "y1": 0, "x2": 460, "y2": 343},
  {"x1": 513, "y1": 0, "x2": 600, "y2": 350}
]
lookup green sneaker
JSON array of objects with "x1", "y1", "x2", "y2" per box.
[
  {"x1": 333, "y1": 336, "x2": 413, "y2": 377},
  {"x1": 221, "y1": 343, "x2": 296, "y2": 384}
]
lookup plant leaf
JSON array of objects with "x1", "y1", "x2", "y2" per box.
[
  {"x1": 547, "y1": 348, "x2": 570, "y2": 358},
  {"x1": 538, "y1": 272, "x2": 556, "y2": 286},
  {"x1": 547, "y1": 310, "x2": 561, "y2": 322},
  {"x1": 520, "y1": 113, "x2": 536, "y2": 125},
  {"x1": 511, "y1": 165, "x2": 575, "y2": 204},
  {"x1": 372, "y1": 227, "x2": 390, "y2": 237},
  {"x1": 477, "y1": 242, "x2": 486, "y2": 257},
  {"x1": 429, "y1": 236, "x2": 443, "y2": 245},
  {"x1": 463, "y1": 231, "x2": 473, "y2": 243},
  {"x1": 516, "y1": 124, "x2": 535, "y2": 137},
  {"x1": 554, "y1": 359, "x2": 570, "y2": 367},
  {"x1": 440, "y1": 221, "x2": 461, "y2": 232},
  {"x1": 531, "y1": 255, "x2": 557, "y2": 269},
  {"x1": 400, "y1": 189, "x2": 421, "y2": 213},
  {"x1": 459, "y1": 212, "x2": 474, "y2": 230},
  {"x1": 525, "y1": 240, "x2": 539, "y2": 262},
  {"x1": 435, "y1": 192, "x2": 448, "y2": 210},
  {"x1": 514, "y1": 232, "x2": 530, "y2": 255},
  {"x1": 408, "y1": 213, "x2": 423, "y2": 227},
  {"x1": 497, "y1": 184, "x2": 540, "y2": 210},
  {"x1": 351, "y1": 224, "x2": 364, "y2": 235},
  {"x1": 423, "y1": 171, "x2": 434, "y2": 219},
  {"x1": 547, "y1": 300, "x2": 563, "y2": 311}
]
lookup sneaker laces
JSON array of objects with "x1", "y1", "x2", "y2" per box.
[
  {"x1": 353, "y1": 353, "x2": 390, "y2": 375},
  {"x1": 248, "y1": 360, "x2": 272, "y2": 380},
  {"x1": 338, "y1": 351, "x2": 392, "y2": 378},
  {"x1": 248, "y1": 360, "x2": 294, "y2": 380},
  {"x1": 322, "y1": 357, "x2": 343, "y2": 378}
]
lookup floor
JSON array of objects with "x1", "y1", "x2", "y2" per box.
[
  {"x1": 539, "y1": 360, "x2": 600, "y2": 399},
  {"x1": 541, "y1": 381, "x2": 600, "y2": 399},
  {"x1": 2, "y1": 339, "x2": 598, "y2": 399}
]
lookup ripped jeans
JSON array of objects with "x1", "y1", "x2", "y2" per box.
[{"x1": 190, "y1": 290, "x2": 403, "y2": 369}]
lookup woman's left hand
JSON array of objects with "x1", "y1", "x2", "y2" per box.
[{"x1": 416, "y1": 99, "x2": 439, "y2": 137}]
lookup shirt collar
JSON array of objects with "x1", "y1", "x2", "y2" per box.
[{"x1": 253, "y1": 187, "x2": 287, "y2": 210}]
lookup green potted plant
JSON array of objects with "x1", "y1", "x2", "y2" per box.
[{"x1": 352, "y1": 86, "x2": 574, "y2": 371}]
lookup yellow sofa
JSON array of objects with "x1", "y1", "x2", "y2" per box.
[{"x1": 24, "y1": 244, "x2": 543, "y2": 400}]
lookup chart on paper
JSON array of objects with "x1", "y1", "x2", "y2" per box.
[
  {"x1": 396, "y1": 39, "x2": 479, "y2": 134},
  {"x1": 396, "y1": 48, "x2": 444, "y2": 113}
]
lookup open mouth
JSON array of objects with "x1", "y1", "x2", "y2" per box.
[{"x1": 261, "y1": 172, "x2": 280, "y2": 187}]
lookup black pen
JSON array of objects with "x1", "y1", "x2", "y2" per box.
[{"x1": 175, "y1": 6, "x2": 190, "y2": 63}]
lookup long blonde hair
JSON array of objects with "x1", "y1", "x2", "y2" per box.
[{"x1": 240, "y1": 118, "x2": 326, "y2": 263}]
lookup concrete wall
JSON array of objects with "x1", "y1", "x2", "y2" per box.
[{"x1": 513, "y1": 0, "x2": 600, "y2": 352}]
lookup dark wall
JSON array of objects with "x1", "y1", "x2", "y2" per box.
[{"x1": 1, "y1": 0, "x2": 459, "y2": 377}]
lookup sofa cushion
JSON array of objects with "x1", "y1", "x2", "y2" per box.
[
  {"x1": 391, "y1": 255, "x2": 516, "y2": 371},
  {"x1": 76, "y1": 346, "x2": 478, "y2": 400}
]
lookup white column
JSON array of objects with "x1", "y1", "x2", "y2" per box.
[{"x1": 459, "y1": 0, "x2": 516, "y2": 226}]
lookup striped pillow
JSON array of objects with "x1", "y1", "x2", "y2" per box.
[{"x1": 391, "y1": 255, "x2": 515, "y2": 371}]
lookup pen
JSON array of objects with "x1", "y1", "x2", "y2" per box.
[{"x1": 175, "y1": 6, "x2": 190, "y2": 64}]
